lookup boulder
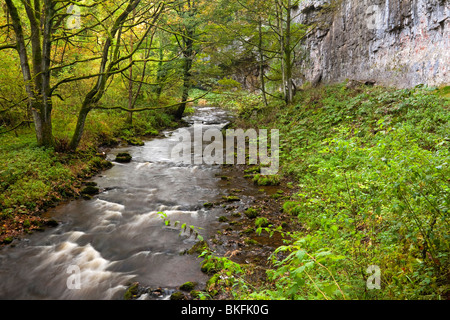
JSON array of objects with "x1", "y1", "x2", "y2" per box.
[
  {"x1": 124, "y1": 282, "x2": 140, "y2": 300},
  {"x1": 81, "y1": 185, "x2": 99, "y2": 195},
  {"x1": 170, "y1": 291, "x2": 186, "y2": 300},
  {"x1": 179, "y1": 281, "x2": 197, "y2": 291},
  {"x1": 115, "y1": 152, "x2": 132, "y2": 163}
]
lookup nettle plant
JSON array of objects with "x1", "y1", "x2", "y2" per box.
[{"x1": 158, "y1": 212, "x2": 204, "y2": 241}]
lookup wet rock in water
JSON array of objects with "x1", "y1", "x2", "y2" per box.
[
  {"x1": 115, "y1": 152, "x2": 132, "y2": 163},
  {"x1": 101, "y1": 160, "x2": 114, "y2": 169},
  {"x1": 45, "y1": 219, "x2": 59, "y2": 227},
  {"x1": 187, "y1": 240, "x2": 209, "y2": 255},
  {"x1": 203, "y1": 202, "x2": 214, "y2": 208},
  {"x1": 252, "y1": 174, "x2": 280, "y2": 186},
  {"x1": 81, "y1": 186, "x2": 100, "y2": 196},
  {"x1": 244, "y1": 207, "x2": 259, "y2": 219},
  {"x1": 218, "y1": 216, "x2": 228, "y2": 222},
  {"x1": 81, "y1": 185, "x2": 100, "y2": 196},
  {"x1": 2, "y1": 237, "x2": 13, "y2": 245},
  {"x1": 124, "y1": 282, "x2": 140, "y2": 300},
  {"x1": 180, "y1": 281, "x2": 197, "y2": 291},
  {"x1": 170, "y1": 291, "x2": 186, "y2": 300},
  {"x1": 151, "y1": 288, "x2": 164, "y2": 297},
  {"x1": 125, "y1": 137, "x2": 145, "y2": 146},
  {"x1": 222, "y1": 195, "x2": 240, "y2": 202}
]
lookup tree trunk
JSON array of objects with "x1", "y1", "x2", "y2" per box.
[
  {"x1": 155, "y1": 41, "x2": 165, "y2": 99},
  {"x1": 5, "y1": 0, "x2": 54, "y2": 147},
  {"x1": 175, "y1": 56, "x2": 192, "y2": 119},
  {"x1": 69, "y1": 104, "x2": 90, "y2": 151},
  {"x1": 175, "y1": 35, "x2": 194, "y2": 119},
  {"x1": 285, "y1": 0, "x2": 293, "y2": 104},
  {"x1": 258, "y1": 17, "x2": 268, "y2": 107},
  {"x1": 276, "y1": 2, "x2": 287, "y2": 101},
  {"x1": 127, "y1": 50, "x2": 134, "y2": 125},
  {"x1": 127, "y1": 8, "x2": 136, "y2": 125},
  {"x1": 40, "y1": 0, "x2": 55, "y2": 147},
  {"x1": 33, "y1": 106, "x2": 53, "y2": 147}
]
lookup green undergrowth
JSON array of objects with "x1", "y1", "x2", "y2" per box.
[
  {"x1": 203, "y1": 83, "x2": 449, "y2": 300},
  {"x1": 52, "y1": 108, "x2": 178, "y2": 151},
  {"x1": 0, "y1": 132, "x2": 112, "y2": 241}
]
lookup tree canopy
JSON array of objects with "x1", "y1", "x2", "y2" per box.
[{"x1": 0, "y1": 0, "x2": 310, "y2": 149}]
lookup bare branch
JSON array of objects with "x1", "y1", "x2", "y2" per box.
[
  {"x1": 0, "y1": 43, "x2": 16, "y2": 50},
  {"x1": 92, "y1": 91, "x2": 211, "y2": 113},
  {"x1": 0, "y1": 120, "x2": 33, "y2": 135}
]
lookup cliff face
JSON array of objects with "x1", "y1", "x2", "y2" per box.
[{"x1": 295, "y1": 0, "x2": 449, "y2": 88}]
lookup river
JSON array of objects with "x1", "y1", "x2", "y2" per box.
[{"x1": 0, "y1": 106, "x2": 238, "y2": 299}]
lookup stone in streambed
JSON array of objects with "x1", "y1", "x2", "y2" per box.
[
  {"x1": 124, "y1": 282, "x2": 140, "y2": 300},
  {"x1": 115, "y1": 152, "x2": 132, "y2": 163},
  {"x1": 125, "y1": 137, "x2": 144, "y2": 146},
  {"x1": 170, "y1": 291, "x2": 186, "y2": 300},
  {"x1": 81, "y1": 185, "x2": 99, "y2": 196},
  {"x1": 180, "y1": 281, "x2": 197, "y2": 291},
  {"x1": 222, "y1": 195, "x2": 240, "y2": 202}
]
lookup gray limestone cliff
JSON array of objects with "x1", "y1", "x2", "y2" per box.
[{"x1": 294, "y1": 0, "x2": 449, "y2": 88}]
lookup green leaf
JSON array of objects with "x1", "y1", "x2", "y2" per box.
[
  {"x1": 293, "y1": 265, "x2": 306, "y2": 275},
  {"x1": 294, "y1": 250, "x2": 306, "y2": 262}
]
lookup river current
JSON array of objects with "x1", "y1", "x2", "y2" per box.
[{"x1": 0, "y1": 106, "x2": 232, "y2": 299}]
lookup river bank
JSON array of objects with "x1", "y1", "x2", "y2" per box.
[
  {"x1": 0, "y1": 105, "x2": 236, "y2": 299},
  {"x1": 1, "y1": 83, "x2": 448, "y2": 300},
  {"x1": 190, "y1": 83, "x2": 450, "y2": 300},
  {"x1": 0, "y1": 113, "x2": 182, "y2": 246}
]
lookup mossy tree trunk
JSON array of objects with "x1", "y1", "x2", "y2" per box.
[
  {"x1": 5, "y1": 0, "x2": 54, "y2": 147},
  {"x1": 176, "y1": 35, "x2": 194, "y2": 119},
  {"x1": 173, "y1": 0, "x2": 198, "y2": 120}
]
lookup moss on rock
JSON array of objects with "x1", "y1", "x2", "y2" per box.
[
  {"x1": 222, "y1": 195, "x2": 240, "y2": 202},
  {"x1": 124, "y1": 282, "x2": 140, "y2": 300},
  {"x1": 81, "y1": 185, "x2": 99, "y2": 195},
  {"x1": 244, "y1": 207, "x2": 259, "y2": 219},
  {"x1": 115, "y1": 152, "x2": 132, "y2": 163},
  {"x1": 203, "y1": 202, "x2": 214, "y2": 208},
  {"x1": 180, "y1": 281, "x2": 197, "y2": 291},
  {"x1": 252, "y1": 174, "x2": 280, "y2": 186},
  {"x1": 125, "y1": 137, "x2": 145, "y2": 146},
  {"x1": 218, "y1": 216, "x2": 228, "y2": 222},
  {"x1": 187, "y1": 240, "x2": 209, "y2": 255},
  {"x1": 170, "y1": 291, "x2": 186, "y2": 300}
]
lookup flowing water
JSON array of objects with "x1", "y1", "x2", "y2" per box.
[{"x1": 0, "y1": 106, "x2": 234, "y2": 300}]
